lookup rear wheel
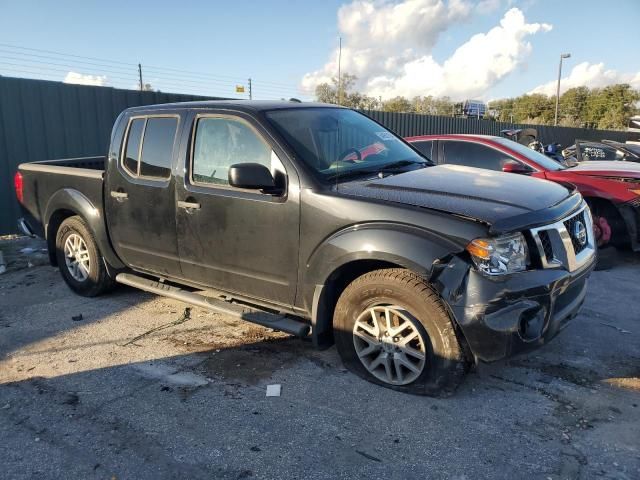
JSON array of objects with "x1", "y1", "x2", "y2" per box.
[
  {"x1": 55, "y1": 216, "x2": 115, "y2": 297},
  {"x1": 333, "y1": 268, "x2": 468, "y2": 396}
]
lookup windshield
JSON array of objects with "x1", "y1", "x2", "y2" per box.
[
  {"x1": 493, "y1": 137, "x2": 566, "y2": 171},
  {"x1": 265, "y1": 108, "x2": 428, "y2": 180}
]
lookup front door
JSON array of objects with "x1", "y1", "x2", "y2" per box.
[
  {"x1": 176, "y1": 112, "x2": 300, "y2": 307},
  {"x1": 105, "y1": 113, "x2": 182, "y2": 276}
]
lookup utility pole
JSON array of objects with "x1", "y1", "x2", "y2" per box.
[
  {"x1": 554, "y1": 53, "x2": 571, "y2": 126},
  {"x1": 337, "y1": 36, "x2": 342, "y2": 105},
  {"x1": 248, "y1": 78, "x2": 252, "y2": 100},
  {"x1": 138, "y1": 63, "x2": 143, "y2": 91}
]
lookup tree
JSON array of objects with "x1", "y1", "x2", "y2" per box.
[
  {"x1": 383, "y1": 96, "x2": 413, "y2": 113},
  {"x1": 314, "y1": 73, "x2": 376, "y2": 109},
  {"x1": 314, "y1": 75, "x2": 639, "y2": 129}
]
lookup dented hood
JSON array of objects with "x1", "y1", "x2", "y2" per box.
[{"x1": 338, "y1": 164, "x2": 572, "y2": 227}]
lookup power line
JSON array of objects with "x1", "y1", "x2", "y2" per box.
[{"x1": 0, "y1": 43, "x2": 313, "y2": 95}]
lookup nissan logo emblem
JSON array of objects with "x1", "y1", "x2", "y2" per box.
[{"x1": 573, "y1": 221, "x2": 587, "y2": 247}]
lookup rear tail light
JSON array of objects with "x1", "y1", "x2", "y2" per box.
[{"x1": 14, "y1": 171, "x2": 24, "y2": 203}]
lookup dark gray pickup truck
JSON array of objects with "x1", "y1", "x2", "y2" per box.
[{"x1": 15, "y1": 101, "x2": 596, "y2": 395}]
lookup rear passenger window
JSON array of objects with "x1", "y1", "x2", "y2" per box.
[
  {"x1": 191, "y1": 117, "x2": 272, "y2": 186},
  {"x1": 123, "y1": 119, "x2": 144, "y2": 175},
  {"x1": 122, "y1": 116, "x2": 178, "y2": 179},
  {"x1": 140, "y1": 118, "x2": 178, "y2": 178}
]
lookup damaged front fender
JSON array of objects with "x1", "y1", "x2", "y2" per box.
[{"x1": 430, "y1": 254, "x2": 592, "y2": 362}]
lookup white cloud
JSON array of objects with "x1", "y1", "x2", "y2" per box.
[
  {"x1": 475, "y1": 0, "x2": 501, "y2": 13},
  {"x1": 302, "y1": 2, "x2": 551, "y2": 100},
  {"x1": 63, "y1": 71, "x2": 108, "y2": 86},
  {"x1": 529, "y1": 62, "x2": 640, "y2": 96}
]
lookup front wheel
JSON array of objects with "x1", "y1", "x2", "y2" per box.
[
  {"x1": 333, "y1": 269, "x2": 468, "y2": 396},
  {"x1": 55, "y1": 216, "x2": 115, "y2": 297}
]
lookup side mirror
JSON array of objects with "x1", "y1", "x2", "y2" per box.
[
  {"x1": 228, "y1": 163, "x2": 275, "y2": 190},
  {"x1": 502, "y1": 160, "x2": 530, "y2": 174}
]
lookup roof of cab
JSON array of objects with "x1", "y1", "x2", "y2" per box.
[{"x1": 124, "y1": 100, "x2": 343, "y2": 113}]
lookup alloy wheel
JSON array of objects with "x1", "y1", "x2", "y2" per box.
[
  {"x1": 64, "y1": 233, "x2": 91, "y2": 282},
  {"x1": 352, "y1": 305, "x2": 427, "y2": 385}
]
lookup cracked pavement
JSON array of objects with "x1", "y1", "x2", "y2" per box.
[{"x1": 0, "y1": 239, "x2": 639, "y2": 479}]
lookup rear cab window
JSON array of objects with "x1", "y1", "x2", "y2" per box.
[{"x1": 121, "y1": 115, "x2": 179, "y2": 180}]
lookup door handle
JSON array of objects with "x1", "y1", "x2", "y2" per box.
[
  {"x1": 110, "y1": 190, "x2": 128, "y2": 200},
  {"x1": 178, "y1": 200, "x2": 201, "y2": 210}
]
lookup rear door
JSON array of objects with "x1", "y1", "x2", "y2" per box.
[
  {"x1": 175, "y1": 111, "x2": 300, "y2": 307},
  {"x1": 105, "y1": 113, "x2": 182, "y2": 276}
]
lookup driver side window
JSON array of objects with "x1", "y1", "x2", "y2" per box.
[
  {"x1": 191, "y1": 117, "x2": 272, "y2": 186},
  {"x1": 442, "y1": 141, "x2": 520, "y2": 171}
]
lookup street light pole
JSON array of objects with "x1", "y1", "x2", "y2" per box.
[{"x1": 554, "y1": 53, "x2": 571, "y2": 126}]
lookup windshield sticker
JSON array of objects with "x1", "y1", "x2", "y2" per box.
[{"x1": 375, "y1": 131, "x2": 396, "y2": 141}]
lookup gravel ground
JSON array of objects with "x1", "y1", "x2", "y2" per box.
[{"x1": 0, "y1": 238, "x2": 639, "y2": 480}]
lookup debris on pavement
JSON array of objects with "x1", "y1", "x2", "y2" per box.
[
  {"x1": 599, "y1": 322, "x2": 632, "y2": 334},
  {"x1": 121, "y1": 307, "x2": 192, "y2": 346},
  {"x1": 266, "y1": 384, "x2": 281, "y2": 397},
  {"x1": 355, "y1": 450, "x2": 382, "y2": 462},
  {"x1": 72, "y1": 314, "x2": 83, "y2": 322}
]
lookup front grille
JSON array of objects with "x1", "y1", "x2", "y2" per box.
[
  {"x1": 538, "y1": 230, "x2": 554, "y2": 261},
  {"x1": 563, "y1": 211, "x2": 587, "y2": 254},
  {"x1": 529, "y1": 204, "x2": 595, "y2": 273}
]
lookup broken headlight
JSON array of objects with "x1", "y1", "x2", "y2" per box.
[{"x1": 466, "y1": 232, "x2": 528, "y2": 276}]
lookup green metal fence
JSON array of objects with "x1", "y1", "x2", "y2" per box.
[
  {"x1": 1, "y1": 75, "x2": 637, "y2": 234},
  {"x1": 0, "y1": 76, "x2": 222, "y2": 234}
]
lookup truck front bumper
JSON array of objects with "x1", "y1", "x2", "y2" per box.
[{"x1": 445, "y1": 257, "x2": 595, "y2": 363}]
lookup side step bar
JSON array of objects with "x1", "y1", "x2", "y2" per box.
[{"x1": 116, "y1": 273, "x2": 310, "y2": 338}]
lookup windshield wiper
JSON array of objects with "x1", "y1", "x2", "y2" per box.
[
  {"x1": 377, "y1": 159, "x2": 430, "y2": 171},
  {"x1": 325, "y1": 159, "x2": 430, "y2": 182}
]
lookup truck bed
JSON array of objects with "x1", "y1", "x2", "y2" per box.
[{"x1": 18, "y1": 156, "x2": 106, "y2": 238}]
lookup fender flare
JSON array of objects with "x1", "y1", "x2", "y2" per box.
[
  {"x1": 44, "y1": 188, "x2": 125, "y2": 269},
  {"x1": 303, "y1": 223, "x2": 469, "y2": 346}
]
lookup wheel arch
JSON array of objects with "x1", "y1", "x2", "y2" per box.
[
  {"x1": 44, "y1": 189, "x2": 125, "y2": 269},
  {"x1": 584, "y1": 196, "x2": 632, "y2": 248},
  {"x1": 305, "y1": 224, "x2": 469, "y2": 348}
]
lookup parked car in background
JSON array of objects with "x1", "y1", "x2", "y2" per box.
[
  {"x1": 407, "y1": 134, "x2": 640, "y2": 251},
  {"x1": 14, "y1": 102, "x2": 595, "y2": 395},
  {"x1": 562, "y1": 140, "x2": 640, "y2": 165}
]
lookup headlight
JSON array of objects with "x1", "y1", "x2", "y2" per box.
[{"x1": 466, "y1": 232, "x2": 528, "y2": 275}]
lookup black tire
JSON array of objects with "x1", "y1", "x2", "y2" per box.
[
  {"x1": 55, "y1": 216, "x2": 115, "y2": 297},
  {"x1": 333, "y1": 268, "x2": 468, "y2": 396}
]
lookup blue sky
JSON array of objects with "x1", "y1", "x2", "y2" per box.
[{"x1": 1, "y1": 0, "x2": 638, "y2": 101}]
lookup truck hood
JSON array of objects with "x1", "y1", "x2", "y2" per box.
[
  {"x1": 569, "y1": 161, "x2": 640, "y2": 179},
  {"x1": 338, "y1": 164, "x2": 572, "y2": 228}
]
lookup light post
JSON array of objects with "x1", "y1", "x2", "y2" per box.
[{"x1": 554, "y1": 53, "x2": 571, "y2": 126}]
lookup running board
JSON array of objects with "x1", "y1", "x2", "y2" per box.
[{"x1": 115, "y1": 273, "x2": 310, "y2": 337}]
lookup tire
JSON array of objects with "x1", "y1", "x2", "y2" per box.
[
  {"x1": 333, "y1": 268, "x2": 468, "y2": 396},
  {"x1": 55, "y1": 216, "x2": 115, "y2": 297}
]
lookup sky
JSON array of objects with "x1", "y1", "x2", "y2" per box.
[{"x1": 0, "y1": 0, "x2": 639, "y2": 102}]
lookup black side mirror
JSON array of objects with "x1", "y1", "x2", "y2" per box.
[{"x1": 228, "y1": 163, "x2": 275, "y2": 190}]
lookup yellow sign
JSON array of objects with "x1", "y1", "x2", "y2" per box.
[{"x1": 236, "y1": 85, "x2": 245, "y2": 93}]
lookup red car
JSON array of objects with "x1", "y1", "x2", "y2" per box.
[{"x1": 406, "y1": 134, "x2": 640, "y2": 250}]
